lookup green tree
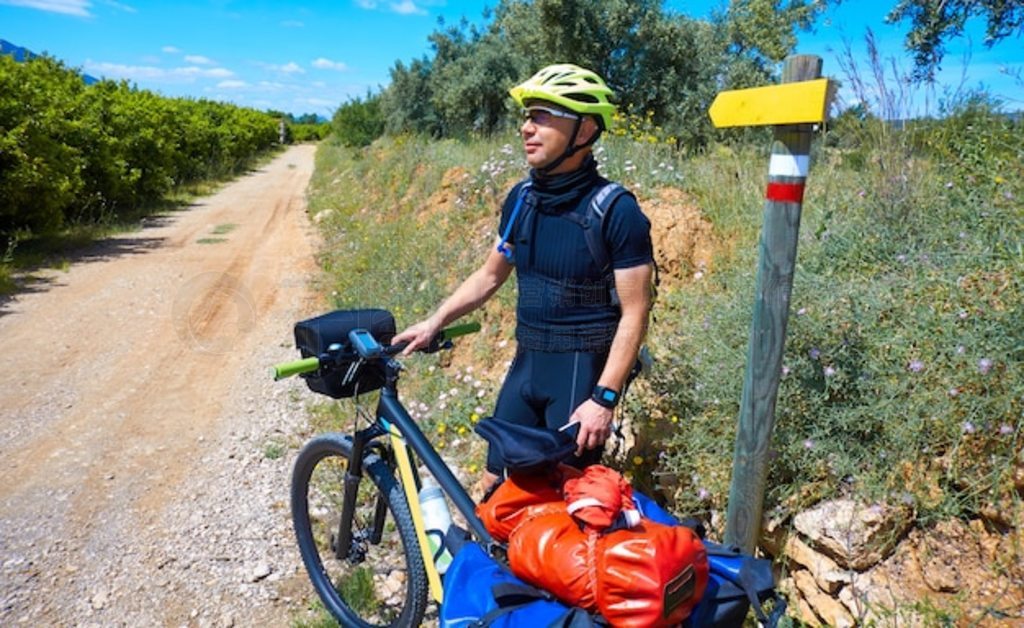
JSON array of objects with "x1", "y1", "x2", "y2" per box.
[
  {"x1": 332, "y1": 91, "x2": 385, "y2": 147},
  {"x1": 428, "y1": 19, "x2": 527, "y2": 136},
  {"x1": 381, "y1": 57, "x2": 441, "y2": 136},
  {"x1": 885, "y1": 0, "x2": 1024, "y2": 80}
]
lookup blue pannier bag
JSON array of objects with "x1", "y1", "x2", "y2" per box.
[
  {"x1": 439, "y1": 542, "x2": 601, "y2": 627},
  {"x1": 442, "y1": 491, "x2": 784, "y2": 627}
]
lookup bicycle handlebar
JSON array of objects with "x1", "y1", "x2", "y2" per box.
[
  {"x1": 272, "y1": 356, "x2": 321, "y2": 380},
  {"x1": 270, "y1": 321, "x2": 481, "y2": 381}
]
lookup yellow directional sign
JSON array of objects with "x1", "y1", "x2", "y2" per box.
[{"x1": 709, "y1": 78, "x2": 831, "y2": 128}]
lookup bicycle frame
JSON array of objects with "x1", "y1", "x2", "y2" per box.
[{"x1": 334, "y1": 357, "x2": 495, "y2": 603}]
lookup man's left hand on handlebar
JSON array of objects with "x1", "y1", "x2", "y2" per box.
[{"x1": 392, "y1": 318, "x2": 441, "y2": 356}]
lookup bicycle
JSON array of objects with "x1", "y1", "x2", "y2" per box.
[{"x1": 272, "y1": 308, "x2": 492, "y2": 627}]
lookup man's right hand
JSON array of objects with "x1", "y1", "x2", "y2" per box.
[{"x1": 391, "y1": 317, "x2": 441, "y2": 356}]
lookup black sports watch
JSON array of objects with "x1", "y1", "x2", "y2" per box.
[{"x1": 591, "y1": 385, "x2": 620, "y2": 409}]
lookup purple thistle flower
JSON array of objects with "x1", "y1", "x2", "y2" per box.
[
  {"x1": 999, "y1": 424, "x2": 1013, "y2": 436},
  {"x1": 978, "y1": 358, "x2": 993, "y2": 375},
  {"x1": 809, "y1": 348, "x2": 821, "y2": 360},
  {"x1": 803, "y1": 439, "x2": 815, "y2": 449},
  {"x1": 824, "y1": 366, "x2": 837, "y2": 377},
  {"x1": 962, "y1": 421, "x2": 975, "y2": 434},
  {"x1": 697, "y1": 488, "x2": 710, "y2": 500},
  {"x1": 908, "y1": 360, "x2": 924, "y2": 373},
  {"x1": 781, "y1": 365, "x2": 790, "y2": 377},
  {"x1": 948, "y1": 387, "x2": 959, "y2": 397}
]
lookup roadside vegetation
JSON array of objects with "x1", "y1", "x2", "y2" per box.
[
  {"x1": 308, "y1": 0, "x2": 1022, "y2": 531},
  {"x1": 0, "y1": 55, "x2": 289, "y2": 293},
  {"x1": 308, "y1": 93, "x2": 1022, "y2": 527},
  {"x1": 299, "y1": 3, "x2": 1022, "y2": 624}
]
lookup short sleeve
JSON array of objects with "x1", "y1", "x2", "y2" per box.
[{"x1": 603, "y1": 193, "x2": 653, "y2": 269}]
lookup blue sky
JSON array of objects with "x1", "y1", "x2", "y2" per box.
[{"x1": 2, "y1": 0, "x2": 1021, "y2": 117}]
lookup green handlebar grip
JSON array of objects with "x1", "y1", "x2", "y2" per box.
[
  {"x1": 440, "y1": 321, "x2": 481, "y2": 340},
  {"x1": 272, "y1": 356, "x2": 321, "y2": 380}
]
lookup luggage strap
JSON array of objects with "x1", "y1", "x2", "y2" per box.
[{"x1": 471, "y1": 582, "x2": 603, "y2": 628}]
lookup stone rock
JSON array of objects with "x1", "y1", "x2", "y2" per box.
[
  {"x1": 248, "y1": 563, "x2": 272, "y2": 583},
  {"x1": 793, "y1": 499, "x2": 912, "y2": 570},
  {"x1": 760, "y1": 514, "x2": 789, "y2": 557},
  {"x1": 793, "y1": 569, "x2": 856, "y2": 628},
  {"x1": 90, "y1": 589, "x2": 108, "y2": 610},
  {"x1": 784, "y1": 535, "x2": 853, "y2": 594},
  {"x1": 779, "y1": 576, "x2": 821, "y2": 627}
]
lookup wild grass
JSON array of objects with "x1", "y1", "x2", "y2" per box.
[{"x1": 305, "y1": 97, "x2": 1022, "y2": 549}]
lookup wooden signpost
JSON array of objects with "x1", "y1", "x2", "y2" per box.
[{"x1": 710, "y1": 56, "x2": 831, "y2": 554}]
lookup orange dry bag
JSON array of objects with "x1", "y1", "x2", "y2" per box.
[
  {"x1": 504, "y1": 465, "x2": 710, "y2": 626},
  {"x1": 477, "y1": 464, "x2": 581, "y2": 542}
]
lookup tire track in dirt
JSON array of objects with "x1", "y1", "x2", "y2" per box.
[{"x1": 0, "y1": 145, "x2": 323, "y2": 626}]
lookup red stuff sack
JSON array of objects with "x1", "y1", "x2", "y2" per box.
[
  {"x1": 596, "y1": 520, "x2": 709, "y2": 627},
  {"x1": 563, "y1": 464, "x2": 640, "y2": 531}
]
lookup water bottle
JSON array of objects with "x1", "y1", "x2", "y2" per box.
[{"x1": 418, "y1": 480, "x2": 453, "y2": 574}]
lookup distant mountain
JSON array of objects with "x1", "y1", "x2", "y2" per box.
[{"x1": 1, "y1": 38, "x2": 99, "y2": 85}]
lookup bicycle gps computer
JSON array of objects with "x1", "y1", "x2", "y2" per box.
[{"x1": 348, "y1": 328, "x2": 383, "y2": 359}]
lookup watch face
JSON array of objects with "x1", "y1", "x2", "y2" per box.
[{"x1": 602, "y1": 390, "x2": 617, "y2": 402}]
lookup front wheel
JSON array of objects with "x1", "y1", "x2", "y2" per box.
[{"x1": 292, "y1": 433, "x2": 428, "y2": 627}]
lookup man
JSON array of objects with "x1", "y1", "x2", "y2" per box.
[{"x1": 393, "y1": 64, "x2": 653, "y2": 488}]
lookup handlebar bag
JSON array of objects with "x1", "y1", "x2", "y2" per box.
[{"x1": 293, "y1": 308, "x2": 396, "y2": 398}]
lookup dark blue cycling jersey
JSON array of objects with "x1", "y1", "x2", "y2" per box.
[{"x1": 498, "y1": 158, "x2": 653, "y2": 352}]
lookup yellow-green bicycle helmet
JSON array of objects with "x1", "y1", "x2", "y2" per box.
[{"x1": 509, "y1": 63, "x2": 616, "y2": 130}]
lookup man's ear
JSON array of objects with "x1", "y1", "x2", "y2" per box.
[{"x1": 575, "y1": 117, "x2": 599, "y2": 147}]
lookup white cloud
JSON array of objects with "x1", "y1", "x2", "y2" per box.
[
  {"x1": 355, "y1": 0, "x2": 428, "y2": 15},
  {"x1": 266, "y1": 62, "x2": 305, "y2": 74},
  {"x1": 84, "y1": 60, "x2": 235, "y2": 81},
  {"x1": 390, "y1": 1, "x2": 426, "y2": 15},
  {"x1": 312, "y1": 81, "x2": 327, "y2": 88},
  {"x1": 217, "y1": 80, "x2": 248, "y2": 89},
  {"x1": 99, "y1": 0, "x2": 135, "y2": 12},
  {"x1": 162, "y1": 46, "x2": 180, "y2": 54},
  {"x1": 281, "y1": 19, "x2": 304, "y2": 28},
  {"x1": 0, "y1": 0, "x2": 91, "y2": 17},
  {"x1": 312, "y1": 58, "x2": 348, "y2": 71},
  {"x1": 297, "y1": 97, "x2": 336, "y2": 108},
  {"x1": 184, "y1": 55, "x2": 214, "y2": 65}
]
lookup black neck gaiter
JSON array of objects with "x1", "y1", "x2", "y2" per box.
[{"x1": 529, "y1": 154, "x2": 600, "y2": 211}]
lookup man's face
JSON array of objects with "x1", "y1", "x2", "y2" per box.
[{"x1": 520, "y1": 101, "x2": 588, "y2": 171}]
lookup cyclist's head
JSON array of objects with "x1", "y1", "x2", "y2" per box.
[
  {"x1": 509, "y1": 64, "x2": 616, "y2": 131},
  {"x1": 510, "y1": 64, "x2": 615, "y2": 175}
]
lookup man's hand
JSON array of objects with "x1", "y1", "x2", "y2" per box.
[
  {"x1": 566, "y1": 399, "x2": 614, "y2": 455},
  {"x1": 391, "y1": 317, "x2": 440, "y2": 356}
]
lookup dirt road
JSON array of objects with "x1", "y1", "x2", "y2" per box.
[{"x1": 0, "y1": 145, "x2": 323, "y2": 626}]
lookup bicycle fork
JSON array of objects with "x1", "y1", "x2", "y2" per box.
[{"x1": 333, "y1": 425, "x2": 389, "y2": 561}]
